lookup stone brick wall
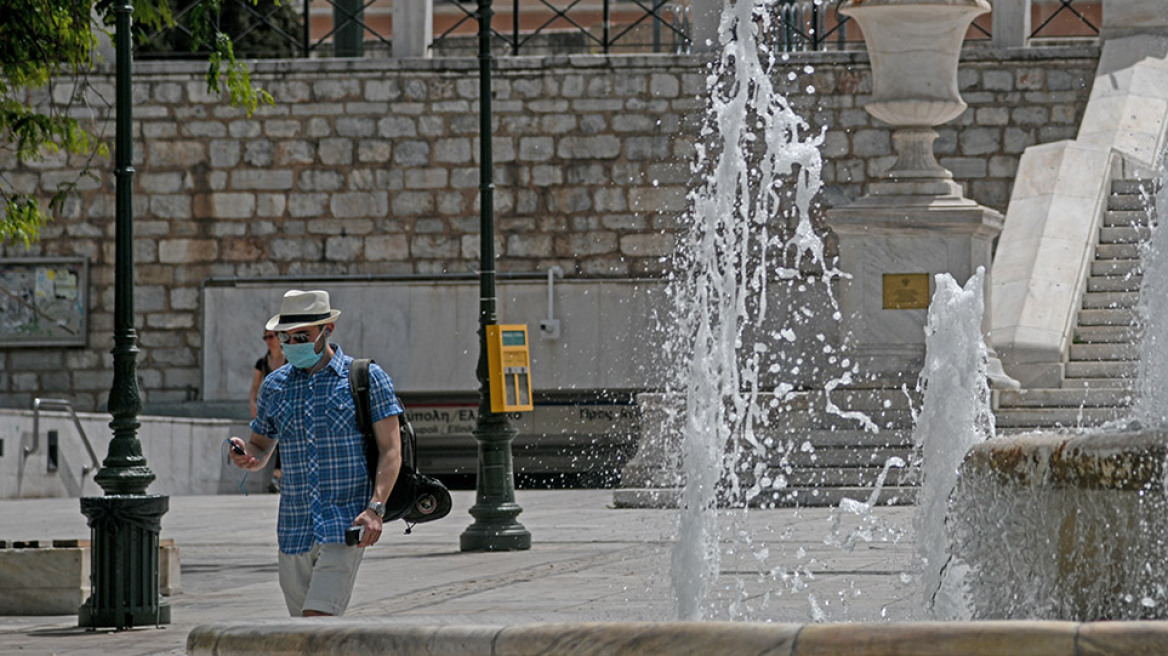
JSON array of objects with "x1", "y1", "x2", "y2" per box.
[{"x1": 0, "y1": 45, "x2": 1099, "y2": 411}]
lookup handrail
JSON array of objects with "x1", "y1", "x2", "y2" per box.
[{"x1": 29, "y1": 398, "x2": 102, "y2": 477}]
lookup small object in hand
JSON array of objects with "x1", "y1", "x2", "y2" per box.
[
  {"x1": 230, "y1": 441, "x2": 246, "y2": 456},
  {"x1": 345, "y1": 525, "x2": 365, "y2": 547}
]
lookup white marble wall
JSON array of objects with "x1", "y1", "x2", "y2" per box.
[
  {"x1": 202, "y1": 279, "x2": 671, "y2": 402},
  {"x1": 991, "y1": 33, "x2": 1168, "y2": 386},
  {"x1": 0, "y1": 410, "x2": 257, "y2": 500}
]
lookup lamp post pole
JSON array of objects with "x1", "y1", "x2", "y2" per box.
[
  {"x1": 459, "y1": 0, "x2": 531, "y2": 552},
  {"x1": 79, "y1": 0, "x2": 170, "y2": 628}
]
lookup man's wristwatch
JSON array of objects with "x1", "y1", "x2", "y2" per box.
[{"x1": 367, "y1": 501, "x2": 386, "y2": 516}]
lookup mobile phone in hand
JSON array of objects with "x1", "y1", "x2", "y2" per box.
[
  {"x1": 230, "y1": 441, "x2": 246, "y2": 456},
  {"x1": 345, "y1": 525, "x2": 365, "y2": 546}
]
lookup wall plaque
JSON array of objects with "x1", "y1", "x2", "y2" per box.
[{"x1": 883, "y1": 273, "x2": 930, "y2": 310}]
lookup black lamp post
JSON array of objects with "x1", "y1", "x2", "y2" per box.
[
  {"x1": 459, "y1": 0, "x2": 531, "y2": 552},
  {"x1": 78, "y1": 0, "x2": 170, "y2": 628}
]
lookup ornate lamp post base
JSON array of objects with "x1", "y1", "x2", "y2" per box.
[
  {"x1": 78, "y1": 495, "x2": 170, "y2": 628},
  {"x1": 460, "y1": 402, "x2": 531, "y2": 552}
]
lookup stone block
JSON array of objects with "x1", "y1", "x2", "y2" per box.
[
  {"x1": 506, "y1": 234, "x2": 553, "y2": 258},
  {"x1": 318, "y1": 139, "x2": 354, "y2": 166},
  {"x1": 148, "y1": 141, "x2": 206, "y2": 168},
  {"x1": 337, "y1": 117, "x2": 377, "y2": 138},
  {"x1": 228, "y1": 120, "x2": 262, "y2": 139},
  {"x1": 243, "y1": 141, "x2": 274, "y2": 167},
  {"x1": 393, "y1": 191, "x2": 435, "y2": 216},
  {"x1": 0, "y1": 545, "x2": 88, "y2": 615},
  {"x1": 405, "y1": 168, "x2": 449, "y2": 190},
  {"x1": 160, "y1": 239, "x2": 219, "y2": 264},
  {"x1": 357, "y1": 141, "x2": 392, "y2": 164},
  {"x1": 393, "y1": 141, "x2": 431, "y2": 167},
  {"x1": 557, "y1": 135, "x2": 621, "y2": 159},
  {"x1": 434, "y1": 138, "x2": 472, "y2": 164},
  {"x1": 365, "y1": 79, "x2": 401, "y2": 102},
  {"x1": 331, "y1": 192, "x2": 389, "y2": 219},
  {"x1": 365, "y1": 235, "x2": 410, "y2": 261},
  {"x1": 210, "y1": 193, "x2": 257, "y2": 219}
]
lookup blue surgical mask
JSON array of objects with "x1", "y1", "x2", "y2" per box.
[{"x1": 282, "y1": 330, "x2": 326, "y2": 369}]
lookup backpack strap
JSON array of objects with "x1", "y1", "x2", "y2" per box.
[{"x1": 349, "y1": 358, "x2": 416, "y2": 480}]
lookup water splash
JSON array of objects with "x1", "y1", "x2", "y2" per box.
[
  {"x1": 1132, "y1": 173, "x2": 1168, "y2": 427},
  {"x1": 911, "y1": 268, "x2": 994, "y2": 620},
  {"x1": 666, "y1": 0, "x2": 830, "y2": 621}
]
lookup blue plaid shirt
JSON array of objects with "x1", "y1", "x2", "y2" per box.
[{"x1": 250, "y1": 344, "x2": 403, "y2": 555}]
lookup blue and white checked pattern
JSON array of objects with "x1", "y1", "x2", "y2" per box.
[{"x1": 251, "y1": 344, "x2": 403, "y2": 555}]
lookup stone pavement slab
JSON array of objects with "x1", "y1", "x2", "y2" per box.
[{"x1": 0, "y1": 490, "x2": 918, "y2": 656}]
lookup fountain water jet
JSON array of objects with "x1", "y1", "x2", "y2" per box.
[{"x1": 664, "y1": 0, "x2": 836, "y2": 621}]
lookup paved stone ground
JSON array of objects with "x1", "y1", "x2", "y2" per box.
[{"x1": 0, "y1": 490, "x2": 918, "y2": 656}]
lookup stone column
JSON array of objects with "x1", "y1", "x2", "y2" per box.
[
  {"x1": 991, "y1": 0, "x2": 1030, "y2": 49},
  {"x1": 393, "y1": 0, "x2": 434, "y2": 58},
  {"x1": 687, "y1": 0, "x2": 723, "y2": 52}
]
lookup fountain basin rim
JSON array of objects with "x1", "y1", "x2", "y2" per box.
[
  {"x1": 189, "y1": 619, "x2": 1168, "y2": 656},
  {"x1": 963, "y1": 428, "x2": 1168, "y2": 491}
]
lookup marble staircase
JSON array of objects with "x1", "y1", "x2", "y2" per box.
[{"x1": 994, "y1": 178, "x2": 1159, "y2": 432}]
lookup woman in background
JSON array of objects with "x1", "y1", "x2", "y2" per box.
[{"x1": 250, "y1": 330, "x2": 287, "y2": 491}]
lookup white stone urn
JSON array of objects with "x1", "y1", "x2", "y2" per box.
[{"x1": 840, "y1": 0, "x2": 990, "y2": 186}]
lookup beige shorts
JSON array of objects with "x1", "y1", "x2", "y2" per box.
[{"x1": 277, "y1": 542, "x2": 364, "y2": 616}]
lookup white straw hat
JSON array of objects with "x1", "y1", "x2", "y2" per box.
[{"x1": 265, "y1": 290, "x2": 342, "y2": 332}]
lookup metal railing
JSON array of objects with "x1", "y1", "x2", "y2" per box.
[
  {"x1": 131, "y1": 0, "x2": 1095, "y2": 59},
  {"x1": 29, "y1": 398, "x2": 101, "y2": 480},
  {"x1": 763, "y1": 0, "x2": 853, "y2": 52},
  {"x1": 431, "y1": 0, "x2": 692, "y2": 55},
  {"x1": 134, "y1": 0, "x2": 690, "y2": 57}
]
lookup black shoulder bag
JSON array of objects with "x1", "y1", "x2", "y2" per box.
[{"x1": 349, "y1": 358, "x2": 452, "y2": 532}]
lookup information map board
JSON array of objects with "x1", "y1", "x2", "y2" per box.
[{"x1": 0, "y1": 257, "x2": 88, "y2": 347}]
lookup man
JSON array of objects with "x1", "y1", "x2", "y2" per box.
[{"x1": 229, "y1": 289, "x2": 402, "y2": 617}]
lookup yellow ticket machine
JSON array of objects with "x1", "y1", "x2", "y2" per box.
[{"x1": 486, "y1": 324, "x2": 534, "y2": 413}]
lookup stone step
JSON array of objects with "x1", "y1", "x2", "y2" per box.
[
  {"x1": 1067, "y1": 342, "x2": 1139, "y2": 361},
  {"x1": 992, "y1": 405, "x2": 1127, "y2": 429},
  {"x1": 1107, "y1": 193, "x2": 1154, "y2": 213},
  {"x1": 1075, "y1": 308, "x2": 1136, "y2": 326},
  {"x1": 768, "y1": 465, "x2": 918, "y2": 490},
  {"x1": 1064, "y1": 359, "x2": 1138, "y2": 379},
  {"x1": 1086, "y1": 275, "x2": 1141, "y2": 293},
  {"x1": 781, "y1": 445, "x2": 914, "y2": 469},
  {"x1": 1104, "y1": 209, "x2": 1153, "y2": 228},
  {"x1": 1059, "y1": 377, "x2": 1133, "y2": 390},
  {"x1": 1099, "y1": 226, "x2": 1151, "y2": 244},
  {"x1": 612, "y1": 485, "x2": 917, "y2": 509},
  {"x1": 797, "y1": 388, "x2": 923, "y2": 413},
  {"x1": 1074, "y1": 324, "x2": 1138, "y2": 343},
  {"x1": 1094, "y1": 243, "x2": 1142, "y2": 259},
  {"x1": 1090, "y1": 259, "x2": 1141, "y2": 277},
  {"x1": 1111, "y1": 178, "x2": 1161, "y2": 197},
  {"x1": 789, "y1": 428, "x2": 915, "y2": 449},
  {"x1": 995, "y1": 387, "x2": 1135, "y2": 409},
  {"x1": 1081, "y1": 291, "x2": 1139, "y2": 310},
  {"x1": 754, "y1": 484, "x2": 917, "y2": 508}
]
